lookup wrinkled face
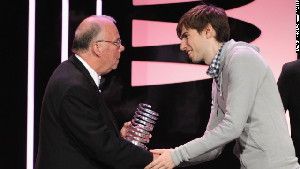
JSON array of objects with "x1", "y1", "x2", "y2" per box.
[
  {"x1": 95, "y1": 22, "x2": 125, "y2": 74},
  {"x1": 179, "y1": 27, "x2": 208, "y2": 63}
]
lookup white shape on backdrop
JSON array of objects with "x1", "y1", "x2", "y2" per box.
[{"x1": 27, "y1": 0, "x2": 36, "y2": 168}]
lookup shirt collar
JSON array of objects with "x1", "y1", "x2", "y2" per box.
[
  {"x1": 206, "y1": 44, "x2": 224, "y2": 78},
  {"x1": 75, "y1": 54, "x2": 101, "y2": 87}
]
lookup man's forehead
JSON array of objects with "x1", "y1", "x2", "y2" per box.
[
  {"x1": 180, "y1": 27, "x2": 190, "y2": 37},
  {"x1": 181, "y1": 26, "x2": 188, "y2": 32}
]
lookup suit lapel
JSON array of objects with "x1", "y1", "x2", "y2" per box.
[
  {"x1": 69, "y1": 55, "x2": 99, "y2": 92},
  {"x1": 69, "y1": 55, "x2": 120, "y2": 137}
]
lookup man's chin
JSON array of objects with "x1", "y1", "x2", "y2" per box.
[
  {"x1": 114, "y1": 63, "x2": 119, "y2": 69},
  {"x1": 190, "y1": 58, "x2": 202, "y2": 64}
]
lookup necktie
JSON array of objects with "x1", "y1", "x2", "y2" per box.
[{"x1": 98, "y1": 77, "x2": 106, "y2": 91}]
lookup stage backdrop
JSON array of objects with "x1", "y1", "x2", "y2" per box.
[{"x1": 24, "y1": 0, "x2": 296, "y2": 169}]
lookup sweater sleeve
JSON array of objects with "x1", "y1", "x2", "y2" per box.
[
  {"x1": 172, "y1": 144, "x2": 224, "y2": 166},
  {"x1": 171, "y1": 47, "x2": 266, "y2": 166}
]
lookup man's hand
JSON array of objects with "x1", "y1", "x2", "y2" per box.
[
  {"x1": 120, "y1": 121, "x2": 131, "y2": 138},
  {"x1": 121, "y1": 121, "x2": 152, "y2": 139},
  {"x1": 152, "y1": 151, "x2": 160, "y2": 160},
  {"x1": 145, "y1": 149, "x2": 175, "y2": 169}
]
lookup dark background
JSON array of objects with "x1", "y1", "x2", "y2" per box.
[{"x1": 2, "y1": 0, "x2": 299, "y2": 169}]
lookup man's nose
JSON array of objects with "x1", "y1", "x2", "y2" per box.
[
  {"x1": 119, "y1": 44, "x2": 125, "y2": 52},
  {"x1": 180, "y1": 41, "x2": 187, "y2": 51}
]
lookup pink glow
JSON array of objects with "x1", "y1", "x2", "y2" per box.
[
  {"x1": 61, "y1": 0, "x2": 69, "y2": 62},
  {"x1": 131, "y1": 61, "x2": 210, "y2": 86},
  {"x1": 132, "y1": 20, "x2": 180, "y2": 47},
  {"x1": 226, "y1": 0, "x2": 296, "y2": 79},
  {"x1": 27, "y1": 0, "x2": 35, "y2": 168},
  {"x1": 133, "y1": 0, "x2": 199, "y2": 6}
]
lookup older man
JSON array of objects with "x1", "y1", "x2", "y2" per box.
[{"x1": 35, "y1": 15, "x2": 153, "y2": 169}]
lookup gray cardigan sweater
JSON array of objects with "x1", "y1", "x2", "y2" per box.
[{"x1": 171, "y1": 40, "x2": 300, "y2": 169}]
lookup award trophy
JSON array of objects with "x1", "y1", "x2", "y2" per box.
[{"x1": 125, "y1": 103, "x2": 159, "y2": 150}]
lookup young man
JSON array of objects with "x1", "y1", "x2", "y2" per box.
[
  {"x1": 145, "y1": 4, "x2": 300, "y2": 169},
  {"x1": 35, "y1": 15, "x2": 154, "y2": 169}
]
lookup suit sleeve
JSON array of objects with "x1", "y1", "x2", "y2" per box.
[
  {"x1": 59, "y1": 86, "x2": 152, "y2": 169},
  {"x1": 171, "y1": 48, "x2": 266, "y2": 166},
  {"x1": 277, "y1": 63, "x2": 290, "y2": 111}
]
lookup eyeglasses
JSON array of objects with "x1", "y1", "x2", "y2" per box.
[{"x1": 96, "y1": 39, "x2": 122, "y2": 48}]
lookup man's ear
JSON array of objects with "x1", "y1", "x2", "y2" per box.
[
  {"x1": 205, "y1": 24, "x2": 216, "y2": 39},
  {"x1": 92, "y1": 42, "x2": 102, "y2": 57}
]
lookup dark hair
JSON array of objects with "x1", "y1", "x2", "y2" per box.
[
  {"x1": 176, "y1": 4, "x2": 230, "y2": 42},
  {"x1": 72, "y1": 23, "x2": 101, "y2": 52}
]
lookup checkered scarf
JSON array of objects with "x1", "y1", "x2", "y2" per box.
[{"x1": 206, "y1": 44, "x2": 224, "y2": 89}]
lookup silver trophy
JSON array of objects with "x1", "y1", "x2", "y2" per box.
[{"x1": 125, "y1": 103, "x2": 159, "y2": 150}]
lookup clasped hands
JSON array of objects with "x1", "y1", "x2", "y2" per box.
[{"x1": 144, "y1": 149, "x2": 175, "y2": 169}]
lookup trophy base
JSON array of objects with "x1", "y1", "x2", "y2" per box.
[{"x1": 125, "y1": 137, "x2": 148, "y2": 150}]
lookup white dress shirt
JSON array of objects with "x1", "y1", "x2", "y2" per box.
[{"x1": 75, "y1": 54, "x2": 102, "y2": 92}]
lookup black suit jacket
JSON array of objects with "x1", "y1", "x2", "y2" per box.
[
  {"x1": 278, "y1": 59, "x2": 300, "y2": 159},
  {"x1": 35, "y1": 55, "x2": 152, "y2": 169}
]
